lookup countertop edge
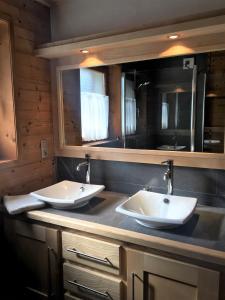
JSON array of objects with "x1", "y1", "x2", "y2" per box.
[{"x1": 26, "y1": 208, "x2": 225, "y2": 266}]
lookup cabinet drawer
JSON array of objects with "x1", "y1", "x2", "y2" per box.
[
  {"x1": 62, "y1": 231, "x2": 121, "y2": 275},
  {"x1": 64, "y1": 263, "x2": 122, "y2": 300},
  {"x1": 64, "y1": 292, "x2": 82, "y2": 300}
]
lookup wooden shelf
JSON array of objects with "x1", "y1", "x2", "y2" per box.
[
  {"x1": 205, "y1": 95, "x2": 225, "y2": 99},
  {"x1": 35, "y1": 15, "x2": 225, "y2": 61},
  {"x1": 204, "y1": 127, "x2": 224, "y2": 132}
]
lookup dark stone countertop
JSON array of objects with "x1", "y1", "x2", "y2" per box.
[{"x1": 33, "y1": 191, "x2": 225, "y2": 253}]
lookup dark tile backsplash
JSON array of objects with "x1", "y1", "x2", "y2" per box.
[{"x1": 57, "y1": 157, "x2": 225, "y2": 208}]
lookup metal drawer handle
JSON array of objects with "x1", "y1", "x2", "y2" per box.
[
  {"x1": 66, "y1": 247, "x2": 113, "y2": 266},
  {"x1": 66, "y1": 280, "x2": 112, "y2": 299}
]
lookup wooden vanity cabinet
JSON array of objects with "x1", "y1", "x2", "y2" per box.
[
  {"x1": 2, "y1": 215, "x2": 223, "y2": 300},
  {"x1": 126, "y1": 247, "x2": 220, "y2": 300},
  {"x1": 64, "y1": 292, "x2": 83, "y2": 300},
  {"x1": 3, "y1": 218, "x2": 61, "y2": 300}
]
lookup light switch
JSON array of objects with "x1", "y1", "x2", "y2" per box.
[
  {"x1": 41, "y1": 139, "x2": 48, "y2": 159},
  {"x1": 183, "y1": 57, "x2": 194, "y2": 70}
]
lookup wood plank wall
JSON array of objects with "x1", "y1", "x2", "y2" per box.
[
  {"x1": 0, "y1": 0, "x2": 54, "y2": 196},
  {"x1": 62, "y1": 69, "x2": 82, "y2": 146},
  {"x1": 205, "y1": 51, "x2": 225, "y2": 152},
  {"x1": 108, "y1": 65, "x2": 122, "y2": 139}
]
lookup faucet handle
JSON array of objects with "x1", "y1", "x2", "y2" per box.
[
  {"x1": 143, "y1": 185, "x2": 152, "y2": 191},
  {"x1": 161, "y1": 159, "x2": 173, "y2": 166},
  {"x1": 163, "y1": 171, "x2": 169, "y2": 181},
  {"x1": 85, "y1": 154, "x2": 90, "y2": 160}
]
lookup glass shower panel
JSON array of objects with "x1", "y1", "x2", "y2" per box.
[{"x1": 123, "y1": 66, "x2": 197, "y2": 151}]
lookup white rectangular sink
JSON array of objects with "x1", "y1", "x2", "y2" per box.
[
  {"x1": 30, "y1": 180, "x2": 105, "y2": 209},
  {"x1": 116, "y1": 190, "x2": 197, "y2": 229}
]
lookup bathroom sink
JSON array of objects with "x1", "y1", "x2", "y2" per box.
[
  {"x1": 30, "y1": 180, "x2": 105, "y2": 209},
  {"x1": 116, "y1": 191, "x2": 197, "y2": 229}
]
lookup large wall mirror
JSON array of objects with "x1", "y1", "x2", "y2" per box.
[{"x1": 58, "y1": 50, "x2": 225, "y2": 154}]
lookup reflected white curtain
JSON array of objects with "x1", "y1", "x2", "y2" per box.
[
  {"x1": 81, "y1": 92, "x2": 109, "y2": 141},
  {"x1": 161, "y1": 101, "x2": 169, "y2": 129},
  {"x1": 125, "y1": 79, "x2": 136, "y2": 135},
  {"x1": 80, "y1": 68, "x2": 105, "y2": 94},
  {"x1": 80, "y1": 68, "x2": 109, "y2": 141},
  {"x1": 125, "y1": 98, "x2": 136, "y2": 134}
]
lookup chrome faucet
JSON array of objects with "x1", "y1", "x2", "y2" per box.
[
  {"x1": 76, "y1": 154, "x2": 90, "y2": 184},
  {"x1": 161, "y1": 160, "x2": 173, "y2": 195}
]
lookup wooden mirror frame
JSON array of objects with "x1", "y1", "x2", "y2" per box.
[{"x1": 46, "y1": 15, "x2": 225, "y2": 169}]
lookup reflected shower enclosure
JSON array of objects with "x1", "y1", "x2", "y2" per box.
[{"x1": 122, "y1": 65, "x2": 197, "y2": 151}]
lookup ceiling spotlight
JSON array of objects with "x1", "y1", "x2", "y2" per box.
[
  {"x1": 168, "y1": 34, "x2": 179, "y2": 40},
  {"x1": 80, "y1": 49, "x2": 89, "y2": 54}
]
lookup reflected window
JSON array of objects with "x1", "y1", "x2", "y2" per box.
[
  {"x1": 161, "y1": 91, "x2": 191, "y2": 130},
  {"x1": 161, "y1": 97, "x2": 169, "y2": 129},
  {"x1": 80, "y1": 69, "x2": 109, "y2": 141},
  {"x1": 124, "y1": 79, "x2": 136, "y2": 135}
]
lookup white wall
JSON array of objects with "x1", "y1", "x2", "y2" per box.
[{"x1": 51, "y1": 0, "x2": 225, "y2": 41}]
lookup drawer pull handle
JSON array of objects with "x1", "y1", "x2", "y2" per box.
[
  {"x1": 66, "y1": 280, "x2": 112, "y2": 299},
  {"x1": 66, "y1": 247, "x2": 113, "y2": 266}
]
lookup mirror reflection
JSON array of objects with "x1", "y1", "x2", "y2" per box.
[{"x1": 61, "y1": 51, "x2": 225, "y2": 153}]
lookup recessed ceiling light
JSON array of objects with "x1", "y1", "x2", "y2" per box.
[
  {"x1": 80, "y1": 49, "x2": 89, "y2": 54},
  {"x1": 168, "y1": 34, "x2": 179, "y2": 40}
]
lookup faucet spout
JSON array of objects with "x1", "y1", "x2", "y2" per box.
[
  {"x1": 161, "y1": 160, "x2": 174, "y2": 195},
  {"x1": 76, "y1": 161, "x2": 88, "y2": 171},
  {"x1": 76, "y1": 154, "x2": 91, "y2": 184}
]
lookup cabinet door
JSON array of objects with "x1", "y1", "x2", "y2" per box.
[
  {"x1": 126, "y1": 248, "x2": 219, "y2": 300},
  {"x1": 3, "y1": 218, "x2": 61, "y2": 300}
]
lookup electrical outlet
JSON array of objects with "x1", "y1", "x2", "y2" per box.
[
  {"x1": 41, "y1": 139, "x2": 48, "y2": 159},
  {"x1": 183, "y1": 57, "x2": 194, "y2": 70}
]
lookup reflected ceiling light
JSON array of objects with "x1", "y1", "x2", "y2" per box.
[
  {"x1": 80, "y1": 49, "x2": 89, "y2": 54},
  {"x1": 159, "y1": 45, "x2": 194, "y2": 57},
  {"x1": 80, "y1": 56, "x2": 104, "y2": 67},
  {"x1": 206, "y1": 92, "x2": 217, "y2": 97},
  {"x1": 168, "y1": 34, "x2": 179, "y2": 40}
]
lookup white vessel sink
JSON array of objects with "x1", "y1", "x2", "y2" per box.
[
  {"x1": 116, "y1": 190, "x2": 197, "y2": 229},
  {"x1": 30, "y1": 180, "x2": 105, "y2": 209}
]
